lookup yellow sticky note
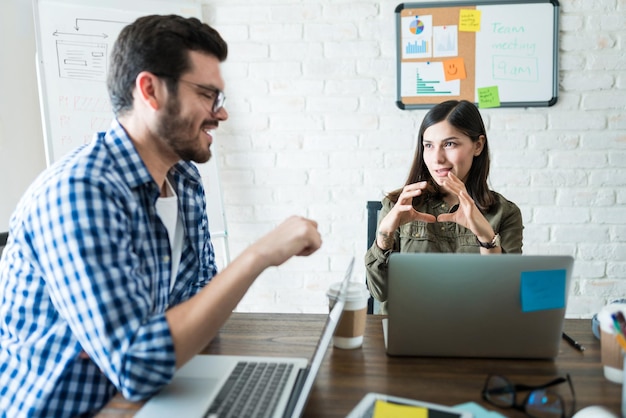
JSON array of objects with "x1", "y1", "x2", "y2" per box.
[
  {"x1": 443, "y1": 57, "x2": 467, "y2": 81},
  {"x1": 373, "y1": 400, "x2": 428, "y2": 418},
  {"x1": 459, "y1": 9, "x2": 481, "y2": 32},
  {"x1": 477, "y1": 86, "x2": 501, "y2": 108}
]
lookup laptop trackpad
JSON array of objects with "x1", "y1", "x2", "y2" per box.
[{"x1": 137, "y1": 377, "x2": 218, "y2": 417}]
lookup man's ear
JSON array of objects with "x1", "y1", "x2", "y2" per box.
[
  {"x1": 135, "y1": 72, "x2": 164, "y2": 111},
  {"x1": 474, "y1": 135, "x2": 486, "y2": 156}
]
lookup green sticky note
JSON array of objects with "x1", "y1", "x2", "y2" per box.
[
  {"x1": 477, "y1": 86, "x2": 500, "y2": 108},
  {"x1": 520, "y1": 269, "x2": 566, "y2": 312}
]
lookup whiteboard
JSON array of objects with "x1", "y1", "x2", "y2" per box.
[
  {"x1": 395, "y1": 0, "x2": 559, "y2": 108},
  {"x1": 33, "y1": 0, "x2": 229, "y2": 265}
]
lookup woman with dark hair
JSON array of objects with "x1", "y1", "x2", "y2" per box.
[{"x1": 365, "y1": 100, "x2": 523, "y2": 314}]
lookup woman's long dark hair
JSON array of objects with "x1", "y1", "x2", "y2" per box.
[{"x1": 387, "y1": 100, "x2": 495, "y2": 211}]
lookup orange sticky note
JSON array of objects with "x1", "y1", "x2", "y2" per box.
[
  {"x1": 443, "y1": 57, "x2": 466, "y2": 81},
  {"x1": 373, "y1": 400, "x2": 428, "y2": 418},
  {"x1": 459, "y1": 9, "x2": 481, "y2": 32}
]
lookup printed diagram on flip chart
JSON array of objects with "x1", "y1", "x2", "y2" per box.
[
  {"x1": 53, "y1": 18, "x2": 130, "y2": 82},
  {"x1": 37, "y1": 12, "x2": 133, "y2": 161},
  {"x1": 56, "y1": 40, "x2": 107, "y2": 81}
]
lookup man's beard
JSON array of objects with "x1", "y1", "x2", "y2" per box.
[{"x1": 155, "y1": 97, "x2": 212, "y2": 163}]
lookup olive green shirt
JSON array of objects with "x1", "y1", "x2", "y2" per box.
[{"x1": 364, "y1": 192, "x2": 523, "y2": 314}]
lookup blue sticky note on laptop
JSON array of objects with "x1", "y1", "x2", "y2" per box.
[{"x1": 520, "y1": 269, "x2": 566, "y2": 312}]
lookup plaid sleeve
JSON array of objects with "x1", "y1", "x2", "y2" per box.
[{"x1": 32, "y1": 173, "x2": 176, "y2": 400}]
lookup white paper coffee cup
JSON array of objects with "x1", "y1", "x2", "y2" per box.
[{"x1": 327, "y1": 281, "x2": 369, "y2": 349}]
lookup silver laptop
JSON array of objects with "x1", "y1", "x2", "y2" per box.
[
  {"x1": 136, "y1": 257, "x2": 355, "y2": 418},
  {"x1": 386, "y1": 253, "x2": 574, "y2": 359}
]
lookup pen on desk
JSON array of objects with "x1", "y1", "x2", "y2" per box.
[{"x1": 562, "y1": 332, "x2": 585, "y2": 352}]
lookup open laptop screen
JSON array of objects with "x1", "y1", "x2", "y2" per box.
[{"x1": 386, "y1": 253, "x2": 574, "y2": 359}]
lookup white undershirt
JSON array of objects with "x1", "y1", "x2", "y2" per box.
[{"x1": 155, "y1": 178, "x2": 184, "y2": 293}]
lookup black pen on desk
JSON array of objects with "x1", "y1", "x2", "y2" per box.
[{"x1": 562, "y1": 332, "x2": 585, "y2": 352}]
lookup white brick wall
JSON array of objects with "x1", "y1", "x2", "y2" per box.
[{"x1": 200, "y1": 0, "x2": 626, "y2": 318}]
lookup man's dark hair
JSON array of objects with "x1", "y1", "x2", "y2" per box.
[{"x1": 107, "y1": 15, "x2": 228, "y2": 115}]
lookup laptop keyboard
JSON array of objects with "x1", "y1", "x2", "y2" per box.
[{"x1": 205, "y1": 361, "x2": 294, "y2": 418}]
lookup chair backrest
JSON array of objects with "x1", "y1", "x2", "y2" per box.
[
  {"x1": 0, "y1": 231, "x2": 8, "y2": 257},
  {"x1": 366, "y1": 201, "x2": 382, "y2": 314}
]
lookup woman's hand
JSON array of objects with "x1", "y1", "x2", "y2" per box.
[
  {"x1": 437, "y1": 172, "x2": 495, "y2": 244},
  {"x1": 376, "y1": 182, "x2": 436, "y2": 250}
]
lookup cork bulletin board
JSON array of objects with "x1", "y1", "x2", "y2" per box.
[{"x1": 395, "y1": 0, "x2": 559, "y2": 109}]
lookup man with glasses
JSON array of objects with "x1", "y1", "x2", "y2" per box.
[{"x1": 0, "y1": 15, "x2": 322, "y2": 417}]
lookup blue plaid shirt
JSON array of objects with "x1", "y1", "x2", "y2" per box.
[{"x1": 0, "y1": 120, "x2": 217, "y2": 417}]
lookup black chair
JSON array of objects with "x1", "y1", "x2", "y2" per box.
[
  {"x1": 0, "y1": 231, "x2": 8, "y2": 257},
  {"x1": 366, "y1": 201, "x2": 382, "y2": 314}
]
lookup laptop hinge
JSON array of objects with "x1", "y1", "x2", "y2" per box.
[{"x1": 282, "y1": 368, "x2": 309, "y2": 418}]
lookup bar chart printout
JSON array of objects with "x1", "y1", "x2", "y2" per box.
[
  {"x1": 406, "y1": 39, "x2": 428, "y2": 54},
  {"x1": 417, "y1": 68, "x2": 449, "y2": 95},
  {"x1": 401, "y1": 62, "x2": 460, "y2": 97},
  {"x1": 402, "y1": 15, "x2": 432, "y2": 59}
]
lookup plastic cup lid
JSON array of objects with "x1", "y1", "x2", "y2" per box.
[{"x1": 327, "y1": 281, "x2": 369, "y2": 301}]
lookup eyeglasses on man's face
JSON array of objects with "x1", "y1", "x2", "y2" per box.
[
  {"x1": 155, "y1": 73, "x2": 226, "y2": 114},
  {"x1": 482, "y1": 374, "x2": 576, "y2": 418}
]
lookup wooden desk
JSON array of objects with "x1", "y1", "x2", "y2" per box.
[{"x1": 98, "y1": 314, "x2": 622, "y2": 417}]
